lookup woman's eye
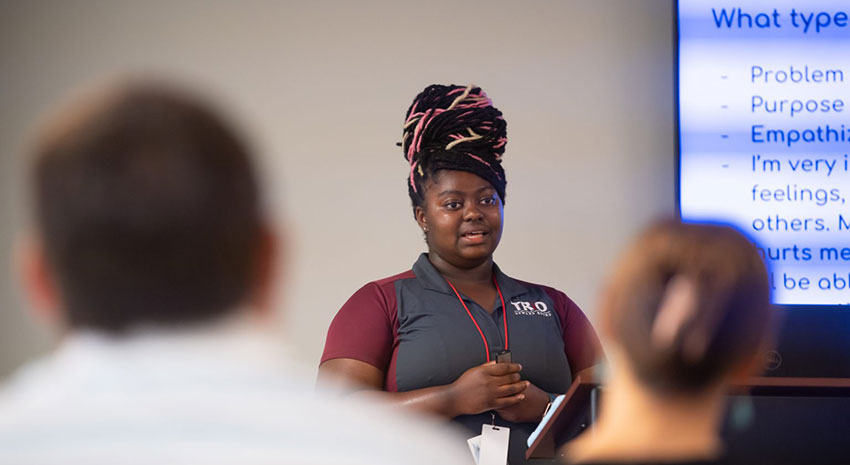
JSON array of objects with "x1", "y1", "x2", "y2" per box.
[
  {"x1": 481, "y1": 197, "x2": 497, "y2": 205},
  {"x1": 445, "y1": 201, "x2": 461, "y2": 210}
]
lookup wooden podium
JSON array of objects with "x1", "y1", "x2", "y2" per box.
[{"x1": 526, "y1": 376, "x2": 850, "y2": 460}]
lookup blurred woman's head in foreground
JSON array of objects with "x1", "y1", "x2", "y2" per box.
[
  {"x1": 565, "y1": 220, "x2": 777, "y2": 464},
  {"x1": 601, "y1": 220, "x2": 775, "y2": 396}
]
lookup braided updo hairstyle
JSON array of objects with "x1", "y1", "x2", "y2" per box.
[{"x1": 401, "y1": 84, "x2": 508, "y2": 214}]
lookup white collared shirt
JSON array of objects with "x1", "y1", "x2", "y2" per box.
[{"x1": 0, "y1": 315, "x2": 471, "y2": 465}]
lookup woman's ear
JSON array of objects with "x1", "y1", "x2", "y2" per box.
[
  {"x1": 729, "y1": 340, "x2": 774, "y2": 384},
  {"x1": 415, "y1": 206, "x2": 428, "y2": 232}
]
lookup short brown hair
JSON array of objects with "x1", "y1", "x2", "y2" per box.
[
  {"x1": 602, "y1": 220, "x2": 774, "y2": 394},
  {"x1": 32, "y1": 82, "x2": 263, "y2": 332}
]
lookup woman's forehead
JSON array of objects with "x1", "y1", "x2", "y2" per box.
[{"x1": 428, "y1": 170, "x2": 495, "y2": 193}]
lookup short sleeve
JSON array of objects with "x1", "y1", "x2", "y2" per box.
[
  {"x1": 544, "y1": 287, "x2": 605, "y2": 377},
  {"x1": 320, "y1": 282, "x2": 397, "y2": 371}
]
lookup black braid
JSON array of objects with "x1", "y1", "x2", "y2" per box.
[{"x1": 400, "y1": 84, "x2": 508, "y2": 214}]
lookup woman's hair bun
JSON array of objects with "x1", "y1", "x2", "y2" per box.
[{"x1": 401, "y1": 84, "x2": 508, "y2": 206}]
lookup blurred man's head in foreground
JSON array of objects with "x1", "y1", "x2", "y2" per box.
[
  {"x1": 601, "y1": 220, "x2": 775, "y2": 396},
  {"x1": 24, "y1": 81, "x2": 272, "y2": 333}
]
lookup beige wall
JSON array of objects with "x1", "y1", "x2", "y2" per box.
[{"x1": 0, "y1": 0, "x2": 675, "y2": 377}]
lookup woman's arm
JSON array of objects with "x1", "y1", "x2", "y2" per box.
[{"x1": 318, "y1": 358, "x2": 529, "y2": 418}]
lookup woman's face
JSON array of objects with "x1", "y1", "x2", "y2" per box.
[{"x1": 415, "y1": 170, "x2": 503, "y2": 269}]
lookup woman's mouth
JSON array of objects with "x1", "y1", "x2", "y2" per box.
[{"x1": 460, "y1": 231, "x2": 488, "y2": 244}]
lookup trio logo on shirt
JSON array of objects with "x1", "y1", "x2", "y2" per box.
[{"x1": 510, "y1": 300, "x2": 552, "y2": 317}]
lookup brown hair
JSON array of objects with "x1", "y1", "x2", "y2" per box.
[
  {"x1": 32, "y1": 82, "x2": 263, "y2": 332},
  {"x1": 602, "y1": 220, "x2": 774, "y2": 394}
]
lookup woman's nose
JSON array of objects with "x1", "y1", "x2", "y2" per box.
[{"x1": 462, "y1": 203, "x2": 483, "y2": 220}]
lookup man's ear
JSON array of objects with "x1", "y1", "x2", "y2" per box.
[
  {"x1": 247, "y1": 224, "x2": 281, "y2": 319},
  {"x1": 17, "y1": 236, "x2": 63, "y2": 327}
]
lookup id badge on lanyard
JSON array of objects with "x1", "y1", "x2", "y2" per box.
[
  {"x1": 446, "y1": 275, "x2": 512, "y2": 464},
  {"x1": 468, "y1": 419, "x2": 510, "y2": 465}
]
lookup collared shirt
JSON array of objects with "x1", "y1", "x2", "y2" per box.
[
  {"x1": 0, "y1": 315, "x2": 473, "y2": 465},
  {"x1": 322, "y1": 253, "x2": 603, "y2": 464}
]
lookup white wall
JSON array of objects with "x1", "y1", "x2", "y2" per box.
[{"x1": 0, "y1": 0, "x2": 675, "y2": 377}]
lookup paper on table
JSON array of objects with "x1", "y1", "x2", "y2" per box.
[{"x1": 526, "y1": 394, "x2": 566, "y2": 447}]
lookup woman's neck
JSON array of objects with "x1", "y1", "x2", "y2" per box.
[
  {"x1": 566, "y1": 366, "x2": 725, "y2": 464},
  {"x1": 427, "y1": 252, "x2": 494, "y2": 286}
]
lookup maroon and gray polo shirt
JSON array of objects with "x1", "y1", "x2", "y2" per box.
[{"x1": 322, "y1": 253, "x2": 603, "y2": 464}]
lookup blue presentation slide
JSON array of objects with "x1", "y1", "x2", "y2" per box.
[{"x1": 679, "y1": 0, "x2": 850, "y2": 306}]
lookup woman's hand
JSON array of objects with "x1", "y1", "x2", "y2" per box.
[
  {"x1": 448, "y1": 361, "x2": 528, "y2": 416},
  {"x1": 318, "y1": 358, "x2": 532, "y2": 419},
  {"x1": 494, "y1": 381, "x2": 550, "y2": 423}
]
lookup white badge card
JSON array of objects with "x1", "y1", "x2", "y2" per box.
[
  {"x1": 478, "y1": 424, "x2": 510, "y2": 465},
  {"x1": 467, "y1": 434, "x2": 482, "y2": 464}
]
